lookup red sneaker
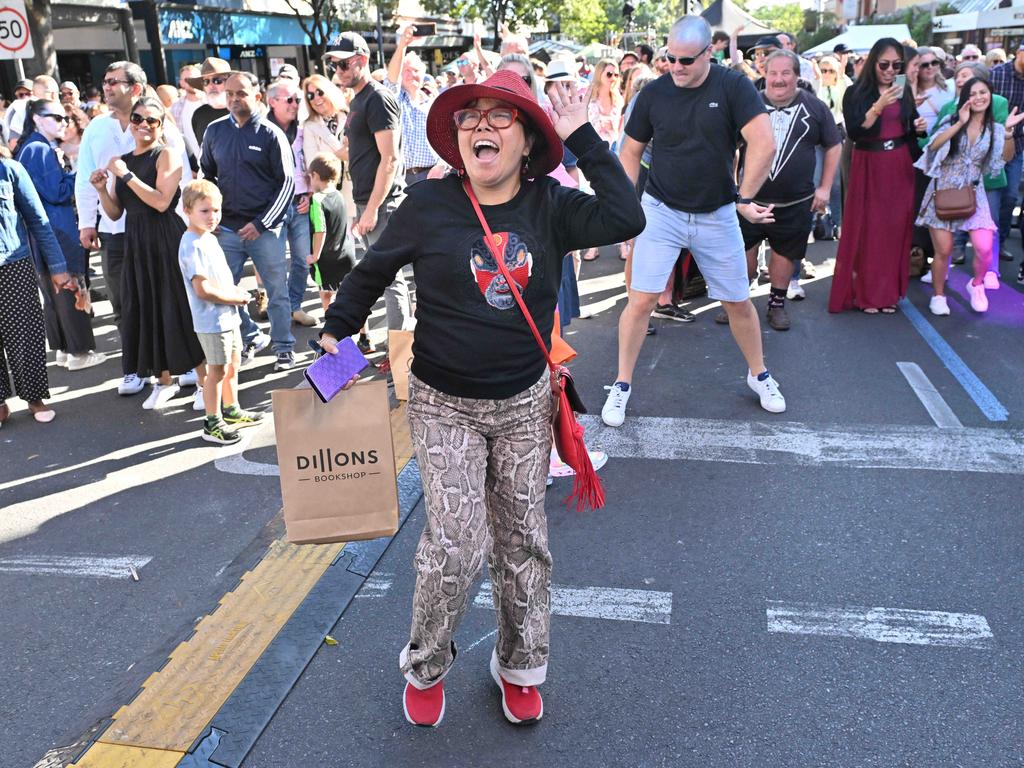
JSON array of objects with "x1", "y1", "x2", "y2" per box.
[
  {"x1": 403, "y1": 680, "x2": 445, "y2": 727},
  {"x1": 490, "y1": 654, "x2": 543, "y2": 724}
]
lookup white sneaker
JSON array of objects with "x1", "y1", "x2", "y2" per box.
[
  {"x1": 66, "y1": 351, "x2": 107, "y2": 371},
  {"x1": 142, "y1": 383, "x2": 180, "y2": 410},
  {"x1": 178, "y1": 368, "x2": 199, "y2": 388},
  {"x1": 929, "y1": 295, "x2": 950, "y2": 316},
  {"x1": 920, "y1": 270, "x2": 934, "y2": 284},
  {"x1": 746, "y1": 371, "x2": 786, "y2": 414},
  {"x1": 118, "y1": 373, "x2": 146, "y2": 395},
  {"x1": 192, "y1": 387, "x2": 205, "y2": 412},
  {"x1": 601, "y1": 383, "x2": 631, "y2": 427},
  {"x1": 983, "y1": 271, "x2": 1000, "y2": 291},
  {"x1": 967, "y1": 280, "x2": 988, "y2": 313},
  {"x1": 252, "y1": 333, "x2": 272, "y2": 354},
  {"x1": 55, "y1": 351, "x2": 69, "y2": 367},
  {"x1": 786, "y1": 280, "x2": 805, "y2": 301}
]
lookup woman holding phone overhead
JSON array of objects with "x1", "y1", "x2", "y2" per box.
[
  {"x1": 317, "y1": 71, "x2": 644, "y2": 728},
  {"x1": 829, "y1": 37, "x2": 927, "y2": 314}
]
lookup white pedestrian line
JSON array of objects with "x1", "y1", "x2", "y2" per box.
[
  {"x1": 579, "y1": 415, "x2": 1024, "y2": 474},
  {"x1": 897, "y1": 362, "x2": 963, "y2": 429},
  {"x1": 354, "y1": 572, "x2": 393, "y2": 598},
  {"x1": 766, "y1": 600, "x2": 994, "y2": 649},
  {"x1": 474, "y1": 581, "x2": 673, "y2": 625},
  {"x1": 0, "y1": 554, "x2": 153, "y2": 580}
]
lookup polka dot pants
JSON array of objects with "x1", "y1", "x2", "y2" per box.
[{"x1": 0, "y1": 256, "x2": 50, "y2": 404}]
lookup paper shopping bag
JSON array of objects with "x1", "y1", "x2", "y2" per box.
[
  {"x1": 388, "y1": 329, "x2": 414, "y2": 401},
  {"x1": 272, "y1": 380, "x2": 398, "y2": 544}
]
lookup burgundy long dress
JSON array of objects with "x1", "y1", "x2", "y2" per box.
[{"x1": 828, "y1": 102, "x2": 915, "y2": 312}]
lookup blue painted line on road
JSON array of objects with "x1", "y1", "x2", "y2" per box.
[{"x1": 898, "y1": 298, "x2": 1008, "y2": 422}]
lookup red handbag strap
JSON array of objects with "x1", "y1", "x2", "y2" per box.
[{"x1": 463, "y1": 177, "x2": 556, "y2": 373}]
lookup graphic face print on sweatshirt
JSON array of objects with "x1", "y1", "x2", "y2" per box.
[{"x1": 469, "y1": 230, "x2": 533, "y2": 310}]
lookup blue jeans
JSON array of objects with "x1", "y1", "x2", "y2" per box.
[
  {"x1": 217, "y1": 226, "x2": 294, "y2": 354},
  {"x1": 998, "y1": 151, "x2": 1022, "y2": 247},
  {"x1": 283, "y1": 201, "x2": 311, "y2": 312}
]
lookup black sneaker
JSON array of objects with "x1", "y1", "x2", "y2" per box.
[
  {"x1": 240, "y1": 342, "x2": 257, "y2": 368},
  {"x1": 1017, "y1": 262, "x2": 1024, "y2": 284},
  {"x1": 653, "y1": 304, "x2": 696, "y2": 323},
  {"x1": 223, "y1": 408, "x2": 264, "y2": 428},
  {"x1": 357, "y1": 334, "x2": 376, "y2": 354},
  {"x1": 203, "y1": 419, "x2": 241, "y2": 445},
  {"x1": 274, "y1": 351, "x2": 295, "y2": 371}
]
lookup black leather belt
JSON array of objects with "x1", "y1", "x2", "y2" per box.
[{"x1": 854, "y1": 136, "x2": 907, "y2": 152}]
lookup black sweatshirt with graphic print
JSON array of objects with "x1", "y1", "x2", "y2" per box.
[{"x1": 322, "y1": 123, "x2": 645, "y2": 400}]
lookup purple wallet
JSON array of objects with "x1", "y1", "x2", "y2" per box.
[{"x1": 304, "y1": 337, "x2": 370, "y2": 403}]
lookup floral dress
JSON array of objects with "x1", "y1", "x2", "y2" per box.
[{"x1": 915, "y1": 118, "x2": 1005, "y2": 233}]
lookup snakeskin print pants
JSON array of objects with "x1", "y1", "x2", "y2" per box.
[{"x1": 399, "y1": 370, "x2": 553, "y2": 689}]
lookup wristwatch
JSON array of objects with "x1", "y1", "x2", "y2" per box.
[
  {"x1": 735, "y1": 194, "x2": 754, "y2": 205},
  {"x1": 122, "y1": 172, "x2": 135, "y2": 185}
]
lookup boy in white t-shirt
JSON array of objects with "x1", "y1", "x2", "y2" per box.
[{"x1": 177, "y1": 180, "x2": 264, "y2": 444}]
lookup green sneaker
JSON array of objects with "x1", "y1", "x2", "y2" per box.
[
  {"x1": 203, "y1": 418, "x2": 241, "y2": 445},
  {"x1": 222, "y1": 406, "x2": 264, "y2": 428}
]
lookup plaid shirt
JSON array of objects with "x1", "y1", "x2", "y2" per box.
[
  {"x1": 990, "y1": 62, "x2": 1024, "y2": 154},
  {"x1": 383, "y1": 78, "x2": 439, "y2": 169}
]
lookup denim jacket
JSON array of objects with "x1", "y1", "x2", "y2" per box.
[{"x1": 0, "y1": 159, "x2": 66, "y2": 275}]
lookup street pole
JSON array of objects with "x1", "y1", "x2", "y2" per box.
[
  {"x1": 120, "y1": 6, "x2": 139, "y2": 64},
  {"x1": 140, "y1": 0, "x2": 167, "y2": 85},
  {"x1": 374, "y1": 0, "x2": 385, "y2": 69}
]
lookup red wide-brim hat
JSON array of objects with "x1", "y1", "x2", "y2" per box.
[{"x1": 426, "y1": 70, "x2": 564, "y2": 178}]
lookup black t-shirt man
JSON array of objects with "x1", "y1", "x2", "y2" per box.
[
  {"x1": 192, "y1": 104, "x2": 229, "y2": 152},
  {"x1": 742, "y1": 89, "x2": 842, "y2": 205},
  {"x1": 345, "y1": 79, "x2": 404, "y2": 205},
  {"x1": 625, "y1": 66, "x2": 766, "y2": 213}
]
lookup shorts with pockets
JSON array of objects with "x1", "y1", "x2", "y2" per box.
[
  {"x1": 739, "y1": 200, "x2": 813, "y2": 262},
  {"x1": 631, "y1": 193, "x2": 750, "y2": 302},
  {"x1": 197, "y1": 328, "x2": 243, "y2": 366}
]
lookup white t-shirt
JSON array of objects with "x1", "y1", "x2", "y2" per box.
[{"x1": 918, "y1": 85, "x2": 954, "y2": 133}]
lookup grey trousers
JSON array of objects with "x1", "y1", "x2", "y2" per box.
[{"x1": 355, "y1": 199, "x2": 413, "y2": 331}]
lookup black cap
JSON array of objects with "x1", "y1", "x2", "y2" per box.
[
  {"x1": 325, "y1": 31, "x2": 370, "y2": 59},
  {"x1": 833, "y1": 43, "x2": 853, "y2": 54},
  {"x1": 752, "y1": 36, "x2": 782, "y2": 50}
]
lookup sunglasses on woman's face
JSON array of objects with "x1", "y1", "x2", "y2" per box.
[
  {"x1": 605, "y1": 70, "x2": 620, "y2": 79},
  {"x1": 665, "y1": 45, "x2": 709, "y2": 66},
  {"x1": 877, "y1": 60, "x2": 904, "y2": 71},
  {"x1": 820, "y1": 68, "x2": 835, "y2": 74},
  {"x1": 920, "y1": 60, "x2": 939, "y2": 68},
  {"x1": 40, "y1": 113, "x2": 71, "y2": 125},
  {"x1": 453, "y1": 106, "x2": 518, "y2": 130},
  {"x1": 962, "y1": 54, "x2": 979, "y2": 61},
  {"x1": 306, "y1": 89, "x2": 325, "y2": 101},
  {"x1": 130, "y1": 113, "x2": 162, "y2": 127}
]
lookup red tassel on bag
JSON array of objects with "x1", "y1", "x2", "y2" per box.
[{"x1": 464, "y1": 178, "x2": 605, "y2": 511}]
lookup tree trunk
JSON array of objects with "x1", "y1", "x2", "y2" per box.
[{"x1": 23, "y1": 0, "x2": 58, "y2": 79}]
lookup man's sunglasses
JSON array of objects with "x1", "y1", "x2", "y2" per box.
[
  {"x1": 39, "y1": 113, "x2": 70, "y2": 125},
  {"x1": 453, "y1": 106, "x2": 518, "y2": 130},
  {"x1": 665, "y1": 45, "x2": 709, "y2": 66},
  {"x1": 203, "y1": 76, "x2": 227, "y2": 86},
  {"x1": 305, "y1": 89, "x2": 325, "y2": 101},
  {"x1": 877, "y1": 60, "x2": 904, "y2": 71},
  {"x1": 102, "y1": 78, "x2": 130, "y2": 88},
  {"x1": 130, "y1": 113, "x2": 162, "y2": 127},
  {"x1": 277, "y1": 96, "x2": 301, "y2": 104},
  {"x1": 325, "y1": 58, "x2": 356, "y2": 76},
  {"x1": 962, "y1": 54, "x2": 980, "y2": 61}
]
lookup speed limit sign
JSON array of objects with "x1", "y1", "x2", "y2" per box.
[{"x1": 0, "y1": 0, "x2": 33, "y2": 61}]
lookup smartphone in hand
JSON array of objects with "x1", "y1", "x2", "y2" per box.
[
  {"x1": 893, "y1": 74, "x2": 907, "y2": 98},
  {"x1": 304, "y1": 337, "x2": 370, "y2": 403},
  {"x1": 412, "y1": 22, "x2": 436, "y2": 36}
]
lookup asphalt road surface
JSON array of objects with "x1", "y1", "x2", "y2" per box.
[{"x1": 3, "y1": 236, "x2": 1024, "y2": 768}]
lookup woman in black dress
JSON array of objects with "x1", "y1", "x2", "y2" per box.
[{"x1": 90, "y1": 97, "x2": 203, "y2": 411}]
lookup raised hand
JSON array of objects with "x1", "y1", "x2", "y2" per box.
[
  {"x1": 547, "y1": 80, "x2": 592, "y2": 141},
  {"x1": 1006, "y1": 106, "x2": 1024, "y2": 131},
  {"x1": 89, "y1": 169, "x2": 108, "y2": 191},
  {"x1": 107, "y1": 157, "x2": 129, "y2": 178},
  {"x1": 957, "y1": 100, "x2": 971, "y2": 125}
]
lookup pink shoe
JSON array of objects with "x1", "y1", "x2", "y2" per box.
[
  {"x1": 490, "y1": 653, "x2": 543, "y2": 724},
  {"x1": 403, "y1": 680, "x2": 445, "y2": 727}
]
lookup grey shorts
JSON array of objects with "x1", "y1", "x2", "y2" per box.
[
  {"x1": 631, "y1": 194, "x2": 750, "y2": 302},
  {"x1": 197, "y1": 327, "x2": 243, "y2": 366}
]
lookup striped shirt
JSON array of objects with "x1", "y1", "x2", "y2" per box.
[
  {"x1": 990, "y1": 62, "x2": 1024, "y2": 154},
  {"x1": 383, "y1": 78, "x2": 439, "y2": 169}
]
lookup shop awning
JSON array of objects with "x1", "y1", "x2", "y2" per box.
[
  {"x1": 932, "y1": 12, "x2": 982, "y2": 32},
  {"x1": 159, "y1": 6, "x2": 312, "y2": 46},
  {"x1": 803, "y1": 24, "x2": 912, "y2": 56}
]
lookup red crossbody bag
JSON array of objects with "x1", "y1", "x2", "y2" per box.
[{"x1": 463, "y1": 178, "x2": 605, "y2": 511}]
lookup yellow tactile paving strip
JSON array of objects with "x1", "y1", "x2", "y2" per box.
[{"x1": 71, "y1": 402, "x2": 412, "y2": 766}]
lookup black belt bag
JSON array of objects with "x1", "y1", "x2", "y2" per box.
[{"x1": 854, "y1": 136, "x2": 907, "y2": 152}]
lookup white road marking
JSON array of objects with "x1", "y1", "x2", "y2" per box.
[
  {"x1": 0, "y1": 554, "x2": 153, "y2": 580},
  {"x1": 766, "y1": 601, "x2": 994, "y2": 649},
  {"x1": 214, "y1": 423, "x2": 280, "y2": 477},
  {"x1": 580, "y1": 415, "x2": 1024, "y2": 474},
  {"x1": 474, "y1": 581, "x2": 672, "y2": 625},
  {"x1": 354, "y1": 572, "x2": 393, "y2": 598},
  {"x1": 463, "y1": 628, "x2": 498, "y2": 653},
  {"x1": 897, "y1": 362, "x2": 963, "y2": 429}
]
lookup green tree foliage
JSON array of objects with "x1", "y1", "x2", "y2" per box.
[
  {"x1": 561, "y1": 0, "x2": 610, "y2": 43},
  {"x1": 421, "y1": 0, "x2": 559, "y2": 47},
  {"x1": 752, "y1": 2, "x2": 805, "y2": 36}
]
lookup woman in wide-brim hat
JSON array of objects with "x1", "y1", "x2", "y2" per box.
[{"x1": 317, "y1": 70, "x2": 645, "y2": 728}]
